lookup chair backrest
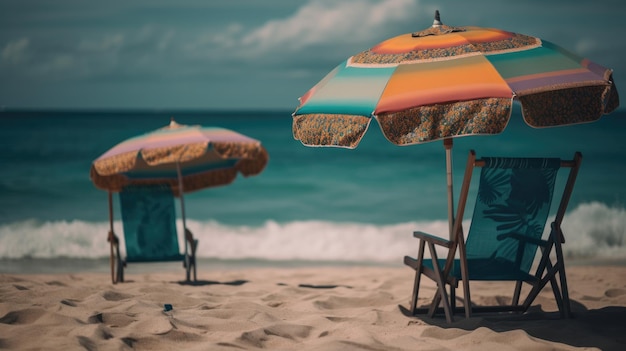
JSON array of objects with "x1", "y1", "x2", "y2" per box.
[
  {"x1": 464, "y1": 156, "x2": 561, "y2": 275},
  {"x1": 119, "y1": 184, "x2": 182, "y2": 262}
]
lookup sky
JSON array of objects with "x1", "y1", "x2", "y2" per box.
[{"x1": 0, "y1": 0, "x2": 624, "y2": 111}]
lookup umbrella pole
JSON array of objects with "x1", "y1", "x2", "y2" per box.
[
  {"x1": 177, "y1": 161, "x2": 194, "y2": 282},
  {"x1": 108, "y1": 191, "x2": 115, "y2": 284},
  {"x1": 444, "y1": 138, "x2": 454, "y2": 240},
  {"x1": 176, "y1": 162, "x2": 188, "y2": 257}
]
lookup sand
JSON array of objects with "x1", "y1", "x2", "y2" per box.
[{"x1": 0, "y1": 264, "x2": 625, "y2": 350}]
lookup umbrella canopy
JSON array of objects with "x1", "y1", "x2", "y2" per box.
[
  {"x1": 292, "y1": 11, "x2": 619, "y2": 238},
  {"x1": 293, "y1": 11, "x2": 619, "y2": 149},
  {"x1": 90, "y1": 119, "x2": 269, "y2": 196}
]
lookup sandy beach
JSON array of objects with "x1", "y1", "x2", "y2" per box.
[{"x1": 1, "y1": 264, "x2": 625, "y2": 350}]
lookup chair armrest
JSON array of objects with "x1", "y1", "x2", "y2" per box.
[
  {"x1": 413, "y1": 231, "x2": 453, "y2": 248},
  {"x1": 496, "y1": 233, "x2": 548, "y2": 247},
  {"x1": 185, "y1": 228, "x2": 195, "y2": 243},
  {"x1": 404, "y1": 255, "x2": 420, "y2": 270},
  {"x1": 107, "y1": 230, "x2": 119, "y2": 245},
  {"x1": 185, "y1": 228, "x2": 198, "y2": 252}
]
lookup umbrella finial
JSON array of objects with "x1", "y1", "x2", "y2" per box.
[
  {"x1": 433, "y1": 10, "x2": 442, "y2": 27},
  {"x1": 413, "y1": 10, "x2": 463, "y2": 37},
  {"x1": 169, "y1": 117, "x2": 181, "y2": 129}
]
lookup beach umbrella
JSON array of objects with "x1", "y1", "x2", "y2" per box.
[
  {"x1": 90, "y1": 118, "x2": 269, "y2": 281},
  {"x1": 292, "y1": 11, "x2": 619, "y2": 238}
]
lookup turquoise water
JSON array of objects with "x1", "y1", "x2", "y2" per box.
[{"x1": 1, "y1": 109, "x2": 625, "y2": 266}]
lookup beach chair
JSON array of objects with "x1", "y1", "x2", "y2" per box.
[
  {"x1": 109, "y1": 184, "x2": 198, "y2": 283},
  {"x1": 403, "y1": 150, "x2": 582, "y2": 323}
]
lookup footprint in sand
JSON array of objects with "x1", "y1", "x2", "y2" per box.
[
  {"x1": 605, "y1": 288, "x2": 626, "y2": 297},
  {"x1": 94, "y1": 324, "x2": 114, "y2": 340},
  {"x1": 133, "y1": 316, "x2": 173, "y2": 335},
  {"x1": 45, "y1": 281, "x2": 67, "y2": 287},
  {"x1": 0, "y1": 309, "x2": 47, "y2": 325},
  {"x1": 239, "y1": 324, "x2": 313, "y2": 348},
  {"x1": 77, "y1": 336, "x2": 97, "y2": 351},
  {"x1": 61, "y1": 299, "x2": 79, "y2": 307},
  {"x1": 101, "y1": 290, "x2": 133, "y2": 301},
  {"x1": 313, "y1": 292, "x2": 393, "y2": 310},
  {"x1": 325, "y1": 316, "x2": 351, "y2": 323},
  {"x1": 121, "y1": 337, "x2": 137, "y2": 348},
  {"x1": 87, "y1": 312, "x2": 136, "y2": 327},
  {"x1": 580, "y1": 295, "x2": 603, "y2": 301}
]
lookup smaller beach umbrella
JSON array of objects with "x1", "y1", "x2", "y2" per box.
[
  {"x1": 292, "y1": 11, "x2": 619, "y2": 239},
  {"x1": 91, "y1": 119, "x2": 268, "y2": 195},
  {"x1": 90, "y1": 119, "x2": 269, "y2": 281}
]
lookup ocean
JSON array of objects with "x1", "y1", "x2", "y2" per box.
[{"x1": 1, "y1": 108, "x2": 625, "y2": 273}]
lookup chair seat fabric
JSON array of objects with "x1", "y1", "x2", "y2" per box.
[
  {"x1": 465, "y1": 157, "x2": 560, "y2": 276},
  {"x1": 120, "y1": 184, "x2": 181, "y2": 262},
  {"x1": 423, "y1": 258, "x2": 536, "y2": 281}
]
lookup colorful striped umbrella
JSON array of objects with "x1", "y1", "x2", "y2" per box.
[
  {"x1": 90, "y1": 119, "x2": 268, "y2": 282},
  {"x1": 292, "y1": 11, "x2": 619, "y2": 237}
]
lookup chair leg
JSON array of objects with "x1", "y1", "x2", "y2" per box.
[
  {"x1": 512, "y1": 280, "x2": 522, "y2": 306},
  {"x1": 543, "y1": 250, "x2": 563, "y2": 309},
  {"x1": 114, "y1": 241, "x2": 125, "y2": 284},
  {"x1": 410, "y1": 240, "x2": 426, "y2": 314},
  {"x1": 427, "y1": 242, "x2": 453, "y2": 323},
  {"x1": 184, "y1": 229, "x2": 198, "y2": 282},
  {"x1": 459, "y1": 251, "x2": 471, "y2": 318},
  {"x1": 528, "y1": 232, "x2": 570, "y2": 318},
  {"x1": 524, "y1": 262, "x2": 561, "y2": 312},
  {"x1": 410, "y1": 272, "x2": 421, "y2": 314},
  {"x1": 116, "y1": 257, "x2": 125, "y2": 284},
  {"x1": 549, "y1": 268, "x2": 565, "y2": 314},
  {"x1": 524, "y1": 242, "x2": 556, "y2": 312},
  {"x1": 192, "y1": 239, "x2": 198, "y2": 282},
  {"x1": 450, "y1": 284, "x2": 456, "y2": 312},
  {"x1": 184, "y1": 249, "x2": 193, "y2": 282},
  {"x1": 553, "y1": 236, "x2": 571, "y2": 317},
  {"x1": 185, "y1": 254, "x2": 190, "y2": 282}
]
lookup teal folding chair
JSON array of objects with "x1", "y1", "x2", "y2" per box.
[
  {"x1": 109, "y1": 184, "x2": 197, "y2": 283},
  {"x1": 404, "y1": 150, "x2": 582, "y2": 323}
]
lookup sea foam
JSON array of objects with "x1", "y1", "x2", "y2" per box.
[{"x1": 1, "y1": 202, "x2": 624, "y2": 262}]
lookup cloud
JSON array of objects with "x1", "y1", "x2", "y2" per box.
[
  {"x1": 1, "y1": 38, "x2": 30, "y2": 64},
  {"x1": 242, "y1": 0, "x2": 419, "y2": 51},
  {"x1": 181, "y1": 0, "x2": 427, "y2": 78},
  {"x1": 35, "y1": 55, "x2": 76, "y2": 75},
  {"x1": 2, "y1": 0, "x2": 622, "y2": 109},
  {"x1": 1, "y1": 1, "x2": 427, "y2": 83},
  {"x1": 574, "y1": 38, "x2": 599, "y2": 56},
  {"x1": 78, "y1": 34, "x2": 125, "y2": 53},
  {"x1": 2, "y1": 26, "x2": 180, "y2": 81}
]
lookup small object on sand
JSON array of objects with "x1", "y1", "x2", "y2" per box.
[{"x1": 163, "y1": 304, "x2": 173, "y2": 312}]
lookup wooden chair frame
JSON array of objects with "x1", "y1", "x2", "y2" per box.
[
  {"x1": 106, "y1": 188, "x2": 198, "y2": 284},
  {"x1": 404, "y1": 150, "x2": 582, "y2": 323}
]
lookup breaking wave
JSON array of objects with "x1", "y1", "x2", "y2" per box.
[{"x1": 1, "y1": 202, "x2": 624, "y2": 263}]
